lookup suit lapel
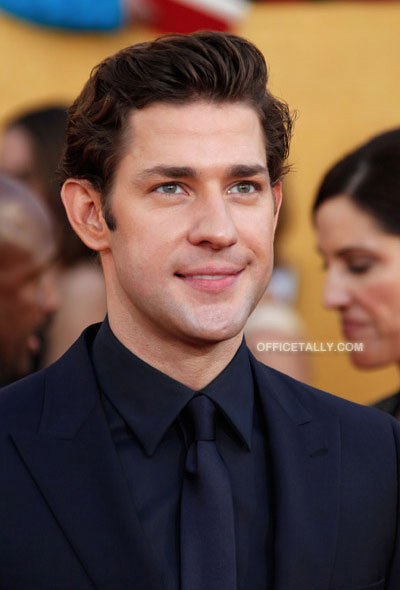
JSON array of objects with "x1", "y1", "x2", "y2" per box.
[
  {"x1": 12, "y1": 327, "x2": 164, "y2": 590},
  {"x1": 251, "y1": 356, "x2": 341, "y2": 590}
]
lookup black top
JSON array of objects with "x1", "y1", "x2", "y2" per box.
[
  {"x1": 373, "y1": 391, "x2": 400, "y2": 418},
  {"x1": 91, "y1": 318, "x2": 273, "y2": 589}
]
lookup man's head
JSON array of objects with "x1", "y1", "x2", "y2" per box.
[
  {"x1": 60, "y1": 31, "x2": 292, "y2": 228},
  {"x1": 61, "y1": 32, "x2": 293, "y2": 350},
  {"x1": 0, "y1": 175, "x2": 59, "y2": 384}
]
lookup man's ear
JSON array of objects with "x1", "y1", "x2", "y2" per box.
[
  {"x1": 272, "y1": 182, "x2": 282, "y2": 233},
  {"x1": 61, "y1": 179, "x2": 111, "y2": 252}
]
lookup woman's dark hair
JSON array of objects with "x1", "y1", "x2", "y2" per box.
[
  {"x1": 6, "y1": 106, "x2": 93, "y2": 266},
  {"x1": 313, "y1": 128, "x2": 400, "y2": 235},
  {"x1": 59, "y1": 30, "x2": 294, "y2": 229}
]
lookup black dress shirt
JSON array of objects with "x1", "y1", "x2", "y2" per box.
[{"x1": 91, "y1": 318, "x2": 273, "y2": 589}]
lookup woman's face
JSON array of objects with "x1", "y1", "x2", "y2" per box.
[{"x1": 315, "y1": 195, "x2": 400, "y2": 368}]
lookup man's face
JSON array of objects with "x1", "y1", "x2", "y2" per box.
[
  {"x1": 0, "y1": 222, "x2": 58, "y2": 383},
  {"x1": 102, "y1": 100, "x2": 281, "y2": 347}
]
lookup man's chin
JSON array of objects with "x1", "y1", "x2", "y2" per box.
[{"x1": 180, "y1": 318, "x2": 247, "y2": 346}]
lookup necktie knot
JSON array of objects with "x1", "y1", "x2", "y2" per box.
[{"x1": 186, "y1": 395, "x2": 216, "y2": 442}]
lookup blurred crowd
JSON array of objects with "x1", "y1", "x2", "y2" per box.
[{"x1": 0, "y1": 105, "x2": 106, "y2": 386}]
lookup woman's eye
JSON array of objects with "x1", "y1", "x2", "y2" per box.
[
  {"x1": 347, "y1": 261, "x2": 372, "y2": 274},
  {"x1": 228, "y1": 182, "x2": 257, "y2": 194},
  {"x1": 155, "y1": 184, "x2": 185, "y2": 194}
]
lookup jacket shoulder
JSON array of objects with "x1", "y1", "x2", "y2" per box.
[
  {"x1": 251, "y1": 354, "x2": 399, "y2": 433},
  {"x1": 0, "y1": 369, "x2": 46, "y2": 430},
  {"x1": 0, "y1": 323, "x2": 100, "y2": 431}
]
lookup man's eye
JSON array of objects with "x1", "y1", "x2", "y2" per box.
[
  {"x1": 228, "y1": 182, "x2": 257, "y2": 194},
  {"x1": 155, "y1": 184, "x2": 185, "y2": 194}
]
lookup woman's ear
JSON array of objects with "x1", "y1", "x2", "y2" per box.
[{"x1": 61, "y1": 179, "x2": 111, "y2": 252}]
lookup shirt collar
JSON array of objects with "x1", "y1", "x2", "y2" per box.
[
  {"x1": 91, "y1": 318, "x2": 254, "y2": 456},
  {"x1": 202, "y1": 341, "x2": 253, "y2": 451}
]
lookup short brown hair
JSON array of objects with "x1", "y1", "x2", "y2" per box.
[{"x1": 60, "y1": 31, "x2": 293, "y2": 228}]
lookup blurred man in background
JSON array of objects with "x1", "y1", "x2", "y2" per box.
[
  {"x1": 0, "y1": 174, "x2": 59, "y2": 385},
  {"x1": 0, "y1": 106, "x2": 106, "y2": 366}
]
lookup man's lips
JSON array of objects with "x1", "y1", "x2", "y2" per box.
[{"x1": 175, "y1": 267, "x2": 243, "y2": 293}]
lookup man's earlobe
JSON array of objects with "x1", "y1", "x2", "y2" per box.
[{"x1": 61, "y1": 179, "x2": 111, "y2": 252}]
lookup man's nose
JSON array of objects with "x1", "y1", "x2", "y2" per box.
[
  {"x1": 323, "y1": 269, "x2": 352, "y2": 309},
  {"x1": 187, "y1": 192, "x2": 238, "y2": 250}
]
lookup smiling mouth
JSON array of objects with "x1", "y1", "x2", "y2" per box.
[
  {"x1": 175, "y1": 270, "x2": 243, "y2": 293},
  {"x1": 180, "y1": 274, "x2": 231, "y2": 280}
]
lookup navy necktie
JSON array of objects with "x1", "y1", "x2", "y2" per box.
[{"x1": 180, "y1": 394, "x2": 237, "y2": 590}]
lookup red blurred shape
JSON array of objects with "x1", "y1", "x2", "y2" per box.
[{"x1": 151, "y1": 0, "x2": 246, "y2": 33}]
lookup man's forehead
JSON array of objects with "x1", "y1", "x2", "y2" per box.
[
  {"x1": 124, "y1": 99, "x2": 265, "y2": 141},
  {"x1": 118, "y1": 100, "x2": 268, "y2": 177}
]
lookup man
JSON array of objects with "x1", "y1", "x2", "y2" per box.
[
  {"x1": 0, "y1": 174, "x2": 58, "y2": 385},
  {"x1": 0, "y1": 32, "x2": 399, "y2": 590}
]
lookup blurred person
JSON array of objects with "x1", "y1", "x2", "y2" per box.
[
  {"x1": 245, "y1": 296, "x2": 309, "y2": 381},
  {"x1": 313, "y1": 128, "x2": 400, "y2": 416},
  {"x1": 0, "y1": 174, "x2": 59, "y2": 385},
  {"x1": 0, "y1": 105, "x2": 106, "y2": 365},
  {"x1": 1, "y1": 32, "x2": 400, "y2": 590},
  {"x1": 245, "y1": 196, "x2": 310, "y2": 382}
]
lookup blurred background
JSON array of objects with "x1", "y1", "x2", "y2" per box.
[{"x1": 0, "y1": 0, "x2": 399, "y2": 403}]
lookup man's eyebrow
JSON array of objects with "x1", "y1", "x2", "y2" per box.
[
  {"x1": 136, "y1": 166, "x2": 197, "y2": 181},
  {"x1": 227, "y1": 164, "x2": 269, "y2": 178},
  {"x1": 135, "y1": 164, "x2": 269, "y2": 182}
]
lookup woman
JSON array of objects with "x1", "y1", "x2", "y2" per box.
[
  {"x1": 313, "y1": 128, "x2": 400, "y2": 415},
  {"x1": 0, "y1": 106, "x2": 106, "y2": 365}
]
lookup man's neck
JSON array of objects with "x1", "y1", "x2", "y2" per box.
[{"x1": 107, "y1": 313, "x2": 244, "y2": 391}]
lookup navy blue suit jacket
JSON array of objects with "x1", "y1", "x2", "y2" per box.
[{"x1": 1, "y1": 324, "x2": 400, "y2": 589}]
